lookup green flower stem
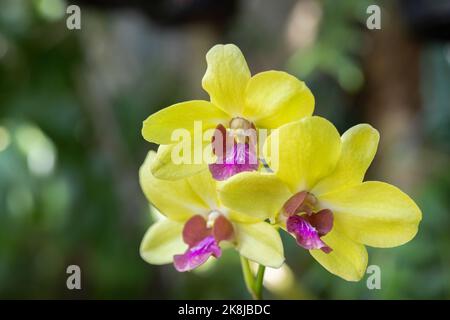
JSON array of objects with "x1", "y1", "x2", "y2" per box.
[
  {"x1": 240, "y1": 256, "x2": 256, "y2": 299},
  {"x1": 240, "y1": 257, "x2": 266, "y2": 300},
  {"x1": 254, "y1": 264, "x2": 266, "y2": 300}
]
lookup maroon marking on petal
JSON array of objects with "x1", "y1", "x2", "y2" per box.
[
  {"x1": 320, "y1": 246, "x2": 333, "y2": 254},
  {"x1": 182, "y1": 215, "x2": 211, "y2": 247},
  {"x1": 211, "y1": 124, "x2": 227, "y2": 159},
  {"x1": 283, "y1": 191, "x2": 308, "y2": 216},
  {"x1": 304, "y1": 209, "x2": 334, "y2": 236},
  {"x1": 212, "y1": 215, "x2": 234, "y2": 243}
]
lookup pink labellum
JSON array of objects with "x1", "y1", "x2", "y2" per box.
[
  {"x1": 174, "y1": 235, "x2": 221, "y2": 272},
  {"x1": 286, "y1": 214, "x2": 333, "y2": 253},
  {"x1": 209, "y1": 142, "x2": 258, "y2": 181},
  {"x1": 173, "y1": 214, "x2": 234, "y2": 272}
]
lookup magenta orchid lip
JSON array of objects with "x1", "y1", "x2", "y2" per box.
[
  {"x1": 174, "y1": 214, "x2": 233, "y2": 272},
  {"x1": 282, "y1": 191, "x2": 334, "y2": 253}
]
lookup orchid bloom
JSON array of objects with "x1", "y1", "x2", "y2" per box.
[
  {"x1": 142, "y1": 44, "x2": 314, "y2": 181},
  {"x1": 139, "y1": 150, "x2": 284, "y2": 272},
  {"x1": 218, "y1": 116, "x2": 422, "y2": 281}
]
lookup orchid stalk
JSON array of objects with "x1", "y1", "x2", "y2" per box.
[{"x1": 240, "y1": 257, "x2": 266, "y2": 300}]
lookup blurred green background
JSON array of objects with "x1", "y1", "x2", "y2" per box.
[{"x1": 0, "y1": 0, "x2": 449, "y2": 299}]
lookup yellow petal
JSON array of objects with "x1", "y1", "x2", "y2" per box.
[
  {"x1": 309, "y1": 228, "x2": 368, "y2": 281},
  {"x1": 150, "y1": 144, "x2": 208, "y2": 181},
  {"x1": 228, "y1": 211, "x2": 262, "y2": 224},
  {"x1": 202, "y1": 44, "x2": 251, "y2": 116},
  {"x1": 319, "y1": 181, "x2": 422, "y2": 248},
  {"x1": 312, "y1": 124, "x2": 379, "y2": 196},
  {"x1": 186, "y1": 166, "x2": 220, "y2": 211},
  {"x1": 139, "y1": 151, "x2": 211, "y2": 221},
  {"x1": 142, "y1": 100, "x2": 228, "y2": 145},
  {"x1": 264, "y1": 116, "x2": 341, "y2": 192},
  {"x1": 243, "y1": 71, "x2": 314, "y2": 128},
  {"x1": 236, "y1": 222, "x2": 285, "y2": 268},
  {"x1": 218, "y1": 171, "x2": 292, "y2": 221},
  {"x1": 140, "y1": 219, "x2": 186, "y2": 265}
]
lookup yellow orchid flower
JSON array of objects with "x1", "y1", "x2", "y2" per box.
[
  {"x1": 139, "y1": 150, "x2": 284, "y2": 272},
  {"x1": 142, "y1": 44, "x2": 314, "y2": 181},
  {"x1": 218, "y1": 116, "x2": 422, "y2": 281}
]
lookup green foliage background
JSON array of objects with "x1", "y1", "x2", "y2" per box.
[{"x1": 0, "y1": 0, "x2": 449, "y2": 299}]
